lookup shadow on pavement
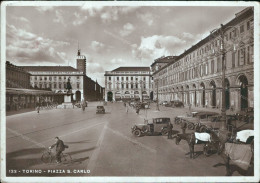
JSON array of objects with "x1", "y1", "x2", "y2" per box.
[{"x1": 65, "y1": 140, "x2": 92, "y2": 144}]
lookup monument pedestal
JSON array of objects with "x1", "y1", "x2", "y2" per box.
[{"x1": 61, "y1": 93, "x2": 74, "y2": 109}]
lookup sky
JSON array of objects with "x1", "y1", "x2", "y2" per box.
[{"x1": 6, "y1": 4, "x2": 248, "y2": 86}]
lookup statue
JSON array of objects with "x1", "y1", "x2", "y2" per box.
[{"x1": 66, "y1": 77, "x2": 72, "y2": 94}]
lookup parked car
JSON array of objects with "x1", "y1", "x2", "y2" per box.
[
  {"x1": 160, "y1": 101, "x2": 168, "y2": 106},
  {"x1": 235, "y1": 107, "x2": 254, "y2": 123},
  {"x1": 175, "y1": 111, "x2": 219, "y2": 130},
  {"x1": 171, "y1": 100, "x2": 184, "y2": 108},
  {"x1": 96, "y1": 106, "x2": 105, "y2": 114},
  {"x1": 131, "y1": 117, "x2": 171, "y2": 137}
]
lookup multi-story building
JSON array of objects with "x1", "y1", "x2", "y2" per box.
[
  {"x1": 104, "y1": 67, "x2": 151, "y2": 101},
  {"x1": 152, "y1": 7, "x2": 254, "y2": 112},
  {"x1": 6, "y1": 61, "x2": 31, "y2": 89},
  {"x1": 22, "y1": 49, "x2": 104, "y2": 102}
]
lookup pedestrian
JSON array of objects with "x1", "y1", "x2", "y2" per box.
[
  {"x1": 126, "y1": 105, "x2": 128, "y2": 113},
  {"x1": 167, "y1": 123, "x2": 173, "y2": 139},
  {"x1": 49, "y1": 137, "x2": 68, "y2": 163},
  {"x1": 181, "y1": 121, "x2": 187, "y2": 134},
  {"x1": 37, "y1": 106, "x2": 39, "y2": 113},
  {"x1": 136, "y1": 108, "x2": 139, "y2": 114}
]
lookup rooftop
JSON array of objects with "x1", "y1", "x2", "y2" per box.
[
  {"x1": 112, "y1": 67, "x2": 150, "y2": 72},
  {"x1": 21, "y1": 66, "x2": 80, "y2": 72}
]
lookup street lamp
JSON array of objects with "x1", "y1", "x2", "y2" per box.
[
  {"x1": 210, "y1": 24, "x2": 238, "y2": 133},
  {"x1": 156, "y1": 79, "x2": 160, "y2": 111}
]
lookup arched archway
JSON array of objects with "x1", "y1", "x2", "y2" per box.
[
  {"x1": 75, "y1": 90, "x2": 81, "y2": 102},
  {"x1": 225, "y1": 78, "x2": 230, "y2": 109},
  {"x1": 209, "y1": 80, "x2": 216, "y2": 108},
  {"x1": 200, "y1": 82, "x2": 205, "y2": 107},
  {"x1": 107, "y1": 91, "x2": 113, "y2": 102},
  {"x1": 238, "y1": 75, "x2": 248, "y2": 110}
]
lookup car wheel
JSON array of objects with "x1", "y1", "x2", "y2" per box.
[
  {"x1": 161, "y1": 128, "x2": 168, "y2": 135},
  {"x1": 133, "y1": 129, "x2": 142, "y2": 137},
  {"x1": 187, "y1": 123, "x2": 194, "y2": 130}
]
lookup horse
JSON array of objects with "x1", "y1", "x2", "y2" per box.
[
  {"x1": 173, "y1": 132, "x2": 217, "y2": 159},
  {"x1": 210, "y1": 130, "x2": 254, "y2": 176}
]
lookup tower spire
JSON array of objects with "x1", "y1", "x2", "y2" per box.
[{"x1": 77, "y1": 41, "x2": 80, "y2": 56}]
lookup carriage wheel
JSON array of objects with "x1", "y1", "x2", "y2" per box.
[
  {"x1": 187, "y1": 123, "x2": 194, "y2": 130},
  {"x1": 199, "y1": 125, "x2": 207, "y2": 132}
]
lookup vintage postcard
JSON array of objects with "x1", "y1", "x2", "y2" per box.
[{"x1": 1, "y1": 1, "x2": 259, "y2": 182}]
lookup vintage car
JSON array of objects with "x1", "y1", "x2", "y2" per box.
[
  {"x1": 235, "y1": 107, "x2": 254, "y2": 123},
  {"x1": 175, "y1": 111, "x2": 219, "y2": 130},
  {"x1": 165, "y1": 100, "x2": 184, "y2": 108},
  {"x1": 160, "y1": 101, "x2": 169, "y2": 106},
  {"x1": 131, "y1": 117, "x2": 171, "y2": 137},
  {"x1": 96, "y1": 106, "x2": 105, "y2": 114}
]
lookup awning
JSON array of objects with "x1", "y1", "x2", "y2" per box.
[{"x1": 6, "y1": 88, "x2": 55, "y2": 95}]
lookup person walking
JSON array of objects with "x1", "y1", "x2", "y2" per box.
[
  {"x1": 37, "y1": 105, "x2": 40, "y2": 114},
  {"x1": 126, "y1": 105, "x2": 128, "y2": 113},
  {"x1": 167, "y1": 123, "x2": 173, "y2": 139}
]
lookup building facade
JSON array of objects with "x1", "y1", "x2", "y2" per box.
[
  {"x1": 104, "y1": 67, "x2": 151, "y2": 102},
  {"x1": 6, "y1": 61, "x2": 31, "y2": 89},
  {"x1": 152, "y1": 7, "x2": 254, "y2": 112},
  {"x1": 21, "y1": 49, "x2": 103, "y2": 102}
]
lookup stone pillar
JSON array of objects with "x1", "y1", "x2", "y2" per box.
[
  {"x1": 105, "y1": 91, "x2": 108, "y2": 102},
  {"x1": 248, "y1": 86, "x2": 254, "y2": 108}
]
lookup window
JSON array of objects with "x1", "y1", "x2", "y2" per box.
[
  {"x1": 121, "y1": 84, "x2": 124, "y2": 89},
  {"x1": 59, "y1": 83, "x2": 61, "y2": 89},
  {"x1": 131, "y1": 77, "x2": 133, "y2": 81},
  {"x1": 49, "y1": 84, "x2": 52, "y2": 89},
  {"x1": 232, "y1": 52, "x2": 236, "y2": 68},
  {"x1": 240, "y1": 24, "x2": 244, "y2": 33},
  {"x1": 136, "y1": 84, "x2": 138, "y2": 89},
  {"x1": 77, "y1": 76, "x2": 80, "y2": 79},
  {"x1": 77, "y1": 83, "x2": 80, "y2": 89},
  {"x1": 247, "y1": 21, "x2": 250, "y2": 30},
  {"x1": 64, "y1": 76, "x2": 66, "y2": 80},
  {"x1": 49, "y1": 77, "x2": 52, "y2": 81},
  {"x1": 144, "y1": 84, "x2": 146, "y2": 89},
  {"x1": 131, "y1": 84, "x2": 133, "y2": 89},
  {"x1": 126, "y1": 77, "x2": 128, "y2": 81},
  {"x1": 109, "y1": 77, "x2": 111, "y2": 81},
  {"x1": 39, "y1": 84, "x2": 42, "y2": 88},
  {"x1": 54, "y1": 76, "x2": 57, "y2": 81},
  {"x1": 240, "y1": 48, "x2": 245, "y2": 65},
  {"x1": 59, "y1": 76, "x2": 62, "y2": 80},
  {"x1": 117, "y1": 77, "x2": 119, "y2": 81},
  {"x1": 35, "y1": 76, "x2": 37, "y2": 80},
  {"x1": 126, "y1": 84, "x2": 128, "y2": 89},
  {"x1": 40, "y1": 76, "x2": 42, "y2": 81},
  {"x1": 54, "y1": 83, "x2": 56, "y2": 88},
  {"x1": 64, "y1": 83, "x2": 66, "y2": 88},
  {"x1": 217, "y1": 57, "x2": 221, "y2": 72},
  {"x1": 121, "y1": 77, "x2": 124, "y2": 81},
  {"x1": 238, "y1": 50, "x2": 240, "y2": 65},
  {"x1": 205, "y1": 63, "x2": 208, "y2": 75},
  {"x1": 211, "y1": 60, "x2": 214, "y2": 74},
  {"x1": 44, "y1": 83, "x2": 47, "y2": 88},
  {"x1": 247, "y1": 46, "x2": 250, "y2": 64},
  {"x1": 44, "y1": 77, "x2": 47, "y2": 81}
]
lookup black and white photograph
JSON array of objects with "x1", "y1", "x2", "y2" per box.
[{"x1": 1, "y1": 1, "x2": 259, "y2": 182}]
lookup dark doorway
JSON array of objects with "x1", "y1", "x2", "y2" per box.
[
  {"x1": 107, "y1": 92, "x2": 113, "y2": 102},
  {"x1": 210, "y1": 81, "x2": 216, "y2": 108},
  {"x1": 239, "y1": 75, "x2": 248, "y2": 110},
  {"x1": 75, "y1": 91, "x2": 81, "y2": 102},
  {"x1": 150, "y1": 91, "x2": 153, "y2": 101},
  {"x1": 193, "y1": 84, "x2": 196, "y2": 106},
  {"x1": 200, "y1": 83, "x2": 205, "y2": 107},
  {"x1": 225, "y1": 78, "x2": 230, "y2": 109}
]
